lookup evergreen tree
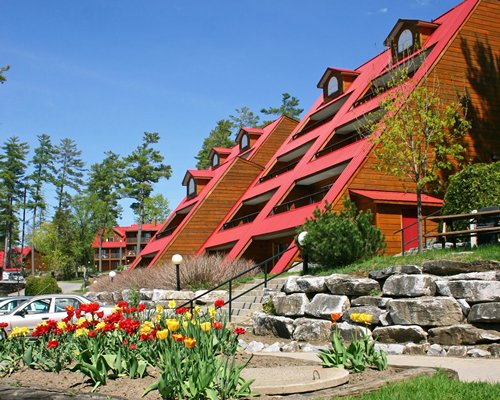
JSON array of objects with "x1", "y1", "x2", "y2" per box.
[
  {"x1": 195, "y1": 119, "x2": 235, "y2": 169},
  {"x1": 53, "y1": 138, "x2": 85, "y2": 211},
  {"x1": 0, "y1": 136, "x2": 29, "y2": 269},
  {"x1": 260, "y1": 93, "x2": 303, "y2": 124},
  {"x1": 122, "y1": 132, "x2": 171, "y2": 256},
  {"x1": 0, "y1": 65, "x2": 9, "y2": 84},
  {"x1": 143, "y1": 194, "x2": 171, "y2": 224},
  {"x1": 229, "y1": 106, "x2": 260, "y2": 136}
]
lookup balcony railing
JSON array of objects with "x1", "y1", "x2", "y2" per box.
[
  {"x1": 222, "y1": 211, "x2": 260, "y2": 230},
  {"x1": 314, "y1": 133, "x2": 365, "y2": 159},
  {"x1": 271, "y1": 186, "x2": 331, "y2": 215},
  {"x1": 157, "y1": 225, "x2": 179, "y2": 238},
  {"x1": 126, "y1": 237, "x2": 151, "y2": 244},
  {"x1": 259, "y1": 161, "x2": 299, "y2": 183}
]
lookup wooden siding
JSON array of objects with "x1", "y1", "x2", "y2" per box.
[
  {"x1": 154, "y1": 158, "x2": 263, "y2": 264},
  {"x1": 251, "y1": 117, "x2": 299, "y2": 167},
  {"x1": 427, "y1": 0, "x2": 500, "y2": 162}
]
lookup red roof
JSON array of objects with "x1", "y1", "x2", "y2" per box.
[
  {"x1": 0, "y1": 248, "x2": 32, "y2": 267},
  {"x1": 349, "y1": 189, "x2": 443, "y2": 204}
]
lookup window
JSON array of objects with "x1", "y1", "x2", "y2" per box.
[
  {"x1": 212, "y1": 153, "x2": 220, "y2": 168},
  {"x1": 55, "y1": 297, "x2": 82, "y2": 312},
  {"x1": 240, "y1": 133, "x2": 250, "y2": 151},
  {"x1": 187, "y1": 177, "x2": 196, "y2": 198},
  {"x1": 398, "y1": 29, "x2": 413, "y2": 53},
  {"x1": 327, "y1": 76, "x2": 339, "y2": 97}
]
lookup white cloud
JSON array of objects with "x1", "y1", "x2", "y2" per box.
[{"x1": 379, "y1": 8, "x2": 388, "y2": 13}]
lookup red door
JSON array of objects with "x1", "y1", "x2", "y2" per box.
[{"x1": 402, "y1": 208, "x2": 418, "y2": 252}]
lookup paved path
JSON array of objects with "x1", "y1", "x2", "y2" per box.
[
  {"x1": 256, "y1": 352, "x2": 500, "y2": 384},
  {"x1": 9, "y1": 281, "x2": 82, "y2": 296}
]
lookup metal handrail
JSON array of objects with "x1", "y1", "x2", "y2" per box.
[
  {"x1": 393, "y1": 209, "x2": 442, "y2": 255},
  {"x1": 178, "y1": 245, "x2": 300, "y2": 321},
  {"x1": 222, "y1": 211, "x2": 260, "y2": 230},
  {"x1": 313, "y1": 133, "x2": 365, "y2": 159},
  {"x1": 259, "y1": 161, "x2": 299, "y2": 183},
  {"x1": 271, "y1": 186, "x2": 331, "y2": 215}
]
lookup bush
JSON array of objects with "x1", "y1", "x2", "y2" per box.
[
  {"x1": 25, "y1": 275, "x2": 62, "y2": 295},
  {"x1": 442, "y1": 162, "x2": 500, "y2": 216},
  {"x1": 299, "y1": 198, "x2": 385, "y2": 268},
  {"x1": 88, "y1": 254, "x2": 256, "y2": 293}
]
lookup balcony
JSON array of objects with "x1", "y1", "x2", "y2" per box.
[
  {"x1": 259, "y1": 161, "x2": 298, "y2": 183},
  {"x1": 271, "y1": 186, "x2": 331, "y2": 215},
  {"x1": 126, "y1": 237, "x2": 151, "y2": 244},
  {"x1": 222, "y1": 211, "x2": 260, "y2": 230},
  {"x1": 314, "y1": 132, "x2": 366, "y2": 159}
]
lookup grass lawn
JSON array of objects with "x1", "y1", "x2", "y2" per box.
[{"x1": 340, "y1": 371, "x2": 500, "y2": 400}]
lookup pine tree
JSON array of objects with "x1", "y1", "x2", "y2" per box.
[
  {"x1": 0, "y1": 65, "x2": 9, "y2": 84},
  {"x1": 0, "y1": 136, "x2": 29, "y2": 269},
  {"x1": 260, "y1": 93, "x2": 303, "y2": 124},
  {"x1": 229, "y1": 106, "x2": 260, "y2": 137},
  {"x1": 53, "y1": 138, "x2": 85, "y2": 211},
  {"x1": 122, "y1": 132, "x2": 171, "y2": 256},
  {"x1": 195, "y1": 119, "x2": 235, "y2": 169}
]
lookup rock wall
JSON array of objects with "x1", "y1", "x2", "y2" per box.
[{"x1": 253, "y1": 259, "x2": 500, "y2": 357}]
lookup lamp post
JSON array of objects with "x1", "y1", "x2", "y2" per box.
[
  {"x1": 119, "y1": 238, "x2": 123, "y2": 268},
  {"x1": 109, "y1": 270, "x2": 117, "y2": 283},
  {"x1": 297, "y1": 231, "x2": 309, "y2": 275},
  {"x1": 172, "y1": 254, "x2": 183, "y2": 291}
]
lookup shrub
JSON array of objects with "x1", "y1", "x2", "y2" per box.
[
  {"x1": 88, "y1": 254, "x2": 255, "y2": 293},
  {"x1": 442, "y1": 162, "x2": 500, "y2": 215},
  {"x1": 25, "y1": 275, "x2": 62, "y2": 295},
  {"x1": 299, "y1": 198, "x2": 385, "y2": 268}
]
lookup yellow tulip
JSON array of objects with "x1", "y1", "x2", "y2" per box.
[
  {"x1": 156, "y1": 329, "x2": 169, "y2": 340},
  {"x1": 156, "y1": 304, "x2": 164, "y2": 314},
  {"x1": 166, "y1": 319, "x2": 180, "y2": 332},
  {"x1": 200, "y1": 322, "x2": 211, "y2": 332},
  {"x1": 184, "y1": 337, "x2": 196, "y2": 349},
  {"x1": 57, "y1": 321, "x2": 67, "y2": 330},
  {"x1": 168, "y1": 300, "x2": 177, "y2": 309}
]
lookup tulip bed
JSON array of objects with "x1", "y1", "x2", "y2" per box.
[{"x1": 0, "y1": 299, "x2": 254, "y2": 399}]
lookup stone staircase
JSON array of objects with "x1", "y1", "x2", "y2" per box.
[{"x1": 222, "y1": 276, "x2": 289, "y2": 326}]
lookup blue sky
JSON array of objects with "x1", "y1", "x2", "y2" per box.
[{"x1": 1, "y1": 0, "x2": 461, "y2": 224}]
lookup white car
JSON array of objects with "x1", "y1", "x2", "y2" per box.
[
  {"x1": 0, "y1": 294, "x2": 114, "y2": 335},
  {"x1": 0, "y1": 296, "x2": 32, "y2": 315}
]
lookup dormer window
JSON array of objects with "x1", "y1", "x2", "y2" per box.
[
  {"x1": 385, "y1": 19, "x2": 439, "y2": 64},
  {"x1": 240, "y1": 133, "x2": 250, "y2": 151},
  {"x1": 327, "y1": 76, "x2": 339, "y2": 97},
  {"x1": 187, "y1": 177, "x2": 196, "y2": 199},
  {"x1": 317, "y1": 68, "x2": 359, "y2": 104},
  {"x1": 212, "y1": 153, "x2": 220, "y2": 168}
]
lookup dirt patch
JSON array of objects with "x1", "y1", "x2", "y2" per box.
[{"x1": 1, "y1": 355, "x2": 408, "y2": 400}]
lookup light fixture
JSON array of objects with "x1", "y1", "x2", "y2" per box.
[{"x1": 172, "y1": 254, "x2": 183, "y2": 291}]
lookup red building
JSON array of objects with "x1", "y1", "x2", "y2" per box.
[
  {"x1": 0, "y1": 247, "x2": 43, "y2": 279},
  {"x1": 92, "y1": 223, "x2": 160, "y2": 271},
  {"x1": 132, "y1": 0, "x2": 499, "y2": 272}
]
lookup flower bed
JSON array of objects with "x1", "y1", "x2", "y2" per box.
[{"x1": 0, "y1": 300, "x2": 253, "y2": 399}]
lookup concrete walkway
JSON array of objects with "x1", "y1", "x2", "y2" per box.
[
  {"x1": 9, "y1": 281, "x2": 82, "y2": 296},
  {"x1": 255, "y1": 352, "x2": 500, "y2": 384}
]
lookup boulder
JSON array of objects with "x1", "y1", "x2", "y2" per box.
[
  {"x1": 281, "y1": 341, "x2": 301, "y2": 352},
  {"x1": 304, "y1": 293, "x2": 350, "y2": 319},
  {"x1": 467, "y1": 348, "x2": 491, "y2": 358},
  {"x1": 435, "y1": 280, "x2": 500, "y2": 303},
  {"x1": 386, "y1": 344, "x2": 405, "y2": 355},
  {"x1": 193, "y1": 290, "x2": 227, "y2": 304},
  {"x1": 351, "y1": 296, "x2": 390, "y2": 308},
  {"x1": 151, "y1": 289, "x2": 195, "y2": 302},
  {"x1": 423, "y1": 259, "x2": 499, "y2": 276},
  {"x1": 139, "y1": 289, "x2": 154, "y2": 301},
  {"x1": 245, "y1": 341, "x2": 265, "y2": 353},
  {"x1": 369, "y1": 265, "x2": 422, "y2": 281},
  {"x1": 325, "y1": 275, "x2": 380, "y2": 296},
  {"x1": 404, "y1": 343, "x2": 430, "y2": 355},
  {"x1": 387, "y1": 297, "x2": 463, "y2": 326},
  {"x1": 428, "y1": 324, "x2": 500, "y2": 345},
  {"x1": 336, "y1": 321, "x2": 372, "y2": 342},
  {"x1": 382, "y1": 274, "x2": 437, "y2": 297},
  {"x1": 468, "y1": 302, "x2": 500, "y2": 323},
  {"x1": 373, "y1": 325, "x2": 428, "y2": 344},
  {"x1": 262, "y1": 342, "x2": 283, "y2": 353},
  {"x1": 342, "y1": 306, "x2": 386, "y2": 325},
  {"x1": 89, "y1": 291, "x2": 115, "y2": 305},
  {"x1": 252, "y1": 312, "x2": 295, "y2": 339},
  {"x1": 457, "y1": 299, "x2": 470, "y2": 317},
  {"x1": 444, "y1": 271, "x2": 500, "y2": 281},
  {"x1": 447, "y1": 346, "x2": 468, "y2": 357},
  {"x1": 283, "y1": 276, "x2": 301, "y2": 294},
  {"x1": 427, "y1": 344, "x2": 446, "y2": 356},
  {"x1": 488, "y1": 343, "x2": 500, "y2": 357},
  {"x1": 272, "y1": 293, "x2": 309, "y2": 317},
  {"x1": 292, "y1": 318, "x2": 332, "y2": 342},
  {"x1": 293, "y1": 276, "x2": 327, "y2": 293}
]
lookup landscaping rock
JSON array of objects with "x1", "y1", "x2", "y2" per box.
[
  {"x1": 138, "y1": 289, "x2": 154, "y2": 301},
  {"x1": 301, "y1": 343, "x2": 328, "y2": 352},
  {"x1": 457, "y1": 299, "x2": 470, "y2": 317},
  {"x1": 336, "y1": 321, "x2": 371, "y2": 342},
  {"x1": 387, "y1": 297, "x2": 463, "y2": 326},
  {"x1": 252, "y1": 312, "x2": 295, "y2": 339},
  {"x1": 468, "y1": 302, "x2": 500, "y2": 323},
  {"x1": 193, "y1": 290, "x2": 227, "y2": 304},
  {"x1": 245, "y1": 340, "x2": 265, "y2": 353},
  {"x1": 447, "y1": 346, "x2": 468, "y2": 357},
  {"x1": 386, "y1": 344, "x2": 405, "y2": 355},
  {"x1": 351, "y1": 296, "x2": 390, "y2": 308},
  {"x1": 422, "y1": 260, "x2": 472, "y2": 276},
  {"x1": 369, "y1": 265, "x2": 422, "y2": 281},
  {"x1": 444, "y1": 271, "x2": 500, "y2": 281},
  {"x1": 262, "y1": 342, "x2": 283, "y2": 352},
  {"x1": 428, "y1": 324, "x2": 500, "y2": 345},
  {"x1": 273, "y1": 293, "x2": 308, "y2": 317},
  {"x1": 293, "y1": 276, "x2": 327, "y2": 293},
  {"x1": 89, "y1": 291, "x2": 114, "y2": 305},
  {"x1": 373, "y1": 325, "x2": 428, "y2": 344},
  {"x1": 488, "y1": 343, "x2": 500, "y2": 357},
  {"x1": 403, "y1": 343, "x2": 430, "y2": 355},
  {"x1": 342, "y1": 306, "x2": 385, "y2": 325},
  {"x1": 293, "y1": 318, "x2": 332, "y2": 342},
  {"x1": 435, "y1": 280, "x2": 500, "y2": 303},
  {"x1": 281, "y1": 341, "x2": 301, "y2": 352},
  {"x1": 379, "y1": 312, "x2": 392, "y2": 326},
  {"x1": 382, "y1": 274, "x2": 437, "y2": 297},
  {"x1": 151, "y1": 289, "x2": 195, "y2": 302},
  {"x1": 467, "y1": 348, "x2": 491, "y2": 358},
  {"x1": 304, "y1": 293, "x2": 350, "y2": 319},
  {"x1": 325, "y1": 276, "x2": 380, "y2": 296},
  {"x1": 427, "y1": 344, "x2": 446, "y2": 356}
]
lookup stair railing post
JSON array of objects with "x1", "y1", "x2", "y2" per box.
[
  {"x1": 401, "y1": 228, "x2": 405, "y2": 256},
  {"x1": 264, "y1": 260, "x2": 268, "y2": 289},
  {"x1": 228, "y1": 280, "x2": 233, "y2": 322}
]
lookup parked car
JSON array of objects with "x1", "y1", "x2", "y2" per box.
[
  {"x1": 0, "y1": 294, "x2": 114, "y2": 335},
  {"x1": 0, "y1": 296, "x2": 32, "y2": 315}
]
